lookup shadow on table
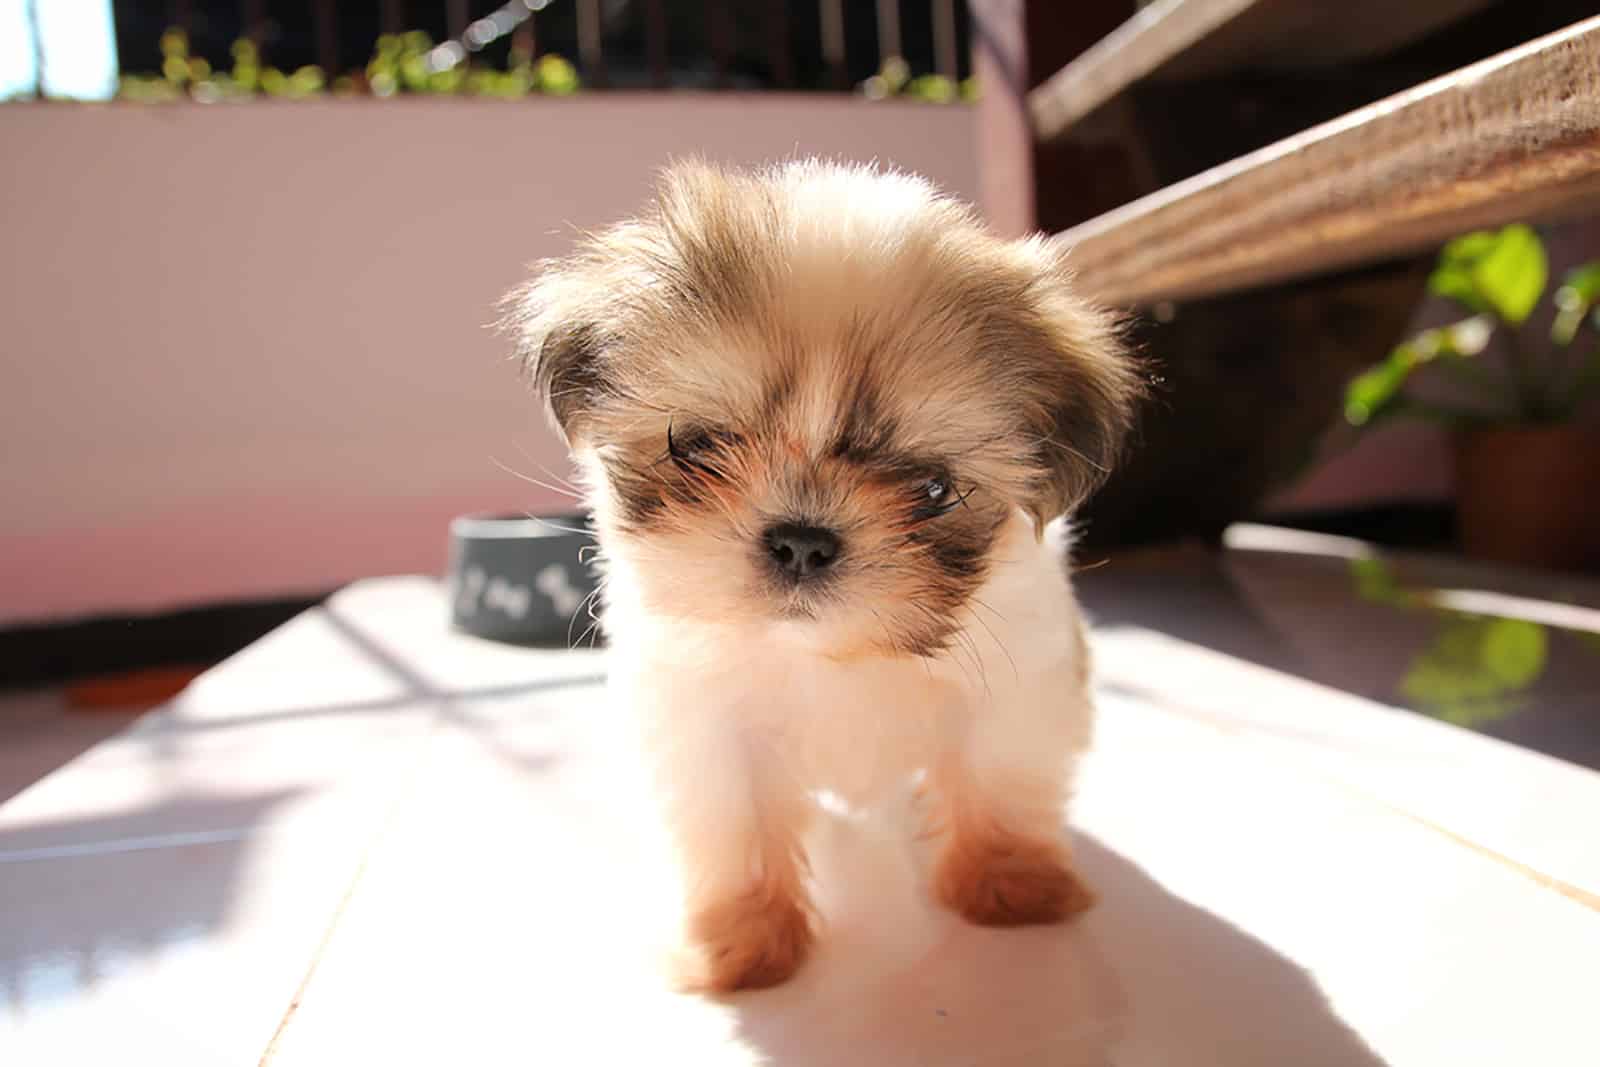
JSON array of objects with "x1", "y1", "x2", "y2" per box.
[
  {"x1": 1074, "y1": 544, "x2": 1304, "y2": 675},
  {"x1": 0, "y1": 789, "x2": 300, "y2": 1013},
  {"x1": 725, "y1": 826, "x2": 1388, "y2": 1067}
]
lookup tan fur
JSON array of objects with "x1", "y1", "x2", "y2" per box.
[
  {"x1": 502, "y1": 160, "x2": 1137, "y2": 992},
  {"x1": 676, "y1": 851, "x2": 816, "y2": 993},
  {"x1": 934, "y1": 829, "x2": 1098, "y2": 926},
  {"x1": 928, "y1": 759, "x2": 1098, "y2": 926}
]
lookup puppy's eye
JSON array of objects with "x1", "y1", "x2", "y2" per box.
[
  {"x1": 667, "y1": 424, "x2": 735, "y2": 475},
  {"x1": 912, "y1": 474, "x2": 963, "y2": 519}
]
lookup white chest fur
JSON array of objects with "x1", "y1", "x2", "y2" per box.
[{"x1": 605, "y1": 514, "x2": 1089, "y2": 809}]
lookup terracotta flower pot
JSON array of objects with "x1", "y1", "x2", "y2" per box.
[{"x1": 1455, "y1": 425, "x2": 1600, "y2": 572}]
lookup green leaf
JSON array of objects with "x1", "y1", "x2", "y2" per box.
[
  {"x1": 1439, "y1": 231, "x2": 1501, "y2": 262},
  {"x1": 1563, "y1": 261, "x2": 1600, "y2": 302},
  {"x1": 907, "y1": 75, "x2": 956, "y2": 103},
  {"x1": 288, "y1": 66, "x2": 324, "y2": 96},
  {"x1": 1430, "y1": 232, "x2": 1500, "y2": 311},
  {"x1": 1480, "y1": 618, "x2": 1548, "y2": 687},
  {"x1": 536, "y1": 55, "x2": 579, "y2": 95},
  {"x1": 1428, "y1": 225, "x2": 1547, "y2": 324},
  {"x1": 1343, "y1": 345, "x2": 1416, "y2": 425},
  {"x1": 1552, "y1": 260, "x2": 1600, "y2": 345},
  {"x1": 1427, "y1": 262, "x2": 1486, "y2": 312},
  {"x1": 879, "y1": 56, "x2": 911, "y2": 93},
  {"x1": 400, "y1": 54, "x2": 429, "y2": 91},
  {"x1": 1350, "y1": 558, "x2": 1404, "y2": 605},
  {"x1": 1476, "y1": 225, "x2": 1547, "y2": 324}
]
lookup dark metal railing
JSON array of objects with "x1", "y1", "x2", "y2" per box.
[{"x1": 101, "y1": 1, "x2": 971, "y2": 97}]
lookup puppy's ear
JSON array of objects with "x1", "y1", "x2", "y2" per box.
[
  {"x1": 1003, "y1": 239, "x2": 1142, "y2": 531},
  {"x1": 499, "y1": 262, "x2": 613, "y2": 443}
]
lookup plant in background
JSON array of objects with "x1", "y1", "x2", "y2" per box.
[
  {"x1": 1351, "y1": 557, "x2": 1548, "y2": 728},
  {"x1": 859, "y1": 57, "x2": 977, "y2": 104},
  {"x1": 1344, "y1": 225, "x2": 1600, "y2": 429},
  {"x1": 119, "y1": 29, "x2": 324, "y2": 101},
  {"x1": 365, "y1": 32, "x2": 579, "y2": 98},
  {"x1": 117, "y1": 27, "x2": 579, "y2": 103},
  {"x1": 1340, "y1": 224, "x2": 1600, "y2": 570}
]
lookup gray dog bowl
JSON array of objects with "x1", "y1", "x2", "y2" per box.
[{"x1": 447, "y1": 513, "x2": 602, "y2": 646}]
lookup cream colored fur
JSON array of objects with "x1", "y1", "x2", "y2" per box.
[{"x1": 504, "y1": 159, "x2": 1135, "y2": 993}]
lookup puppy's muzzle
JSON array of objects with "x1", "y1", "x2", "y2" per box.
[{"x1": 763, "y1": 522, "x2": 842, "y2": 582}]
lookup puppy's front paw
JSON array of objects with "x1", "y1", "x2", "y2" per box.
[
  {"x1": 935, "y1": 828, "x2": 1096, "y2": 927},
  {"x1": 675, "y1": 889, "x2": 814, "y2": 994}
]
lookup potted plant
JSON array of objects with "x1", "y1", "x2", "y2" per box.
[{"x1": 1343, "y1": 224, "x2": 1600, "y2": 571}]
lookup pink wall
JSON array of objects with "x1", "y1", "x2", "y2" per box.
[{"x1": 0, "y1": 96, "x2": 977, "y2": 625}]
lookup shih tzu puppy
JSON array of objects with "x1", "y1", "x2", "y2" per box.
[{"x1": 503, "y1": 159, "x2": 1138, "y2": 994}]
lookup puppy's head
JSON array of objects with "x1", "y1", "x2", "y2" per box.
[{"x1": 503, "y1": 160, "x2": 1137, "y2": 657}]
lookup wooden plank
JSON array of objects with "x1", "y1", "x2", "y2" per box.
[
  {"x1": 1155, "y1": 0, "x2": 1499, "y2": 79},
  {"x1": 513, "y1": 20, "x2": 537, "y2": 63},
  {"x1": 313, "y1": 0, "x2": 338, "y2": 75},
  {"x1": 968, "y1": 0, "x2": 1143, "y2": 239},
  {"x1": 1053, "y1": 16, "x2": 1600, "y2": 308},
  {"x1": 1029, "y1": 0, "x2": 1495, "y2": 144},
  {"x1": 241, "y1": 0, "x2": 265, "y2": 47},
  {"x1": 381, "y1": 1, "x2": 406, "y2": 36},
  {"x1": 645, "y1": 0, "x2": 667, "y2": 89},
  {"x1": 819, "y1": 0, "x2": 847, "y2": 90},
  {"x1": 577, "y1": 0, "x2": 608, "y2": 88},
  {"x1": 932, "y1": 0, "x2": 959, "y2": 81},
  {"x1": 966, "y1": 0, "x2": 1035, "y2": 237},
  {"x1": 766, "y1": 0, "x2": 793, "y2": 89},
  {"x1": 1031, "y1": 0, "x2": 1255, "y2": 142},
  {"x1": 168, "y1": 0, "x2": 193, "y2": 35},
  {"x1": 709, "y1": 0, "x2": 732, "y2": 90},
  {"x1": 876, "y1": 0, "x2": 902, "y2": 65}
]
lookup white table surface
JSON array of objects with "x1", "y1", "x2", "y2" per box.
[{"x1": 3, "y1": 575, "x2": 1598, "y2": 1065}]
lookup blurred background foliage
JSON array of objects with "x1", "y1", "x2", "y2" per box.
[{"x1": 1344, "y1": 225, "x2": 1600, "y2": 430}]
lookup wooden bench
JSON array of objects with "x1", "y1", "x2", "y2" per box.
[
  {"x1": 967, "y1": 0, "x2": 1600, "y2": 547},
  {"x1": 1041, "y1": 12, "x2": 1600, "y2": 306}
]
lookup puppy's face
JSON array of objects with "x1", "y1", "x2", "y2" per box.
[{"x1": 505, "y1": 161, "x2": 1136, "y2": 657}]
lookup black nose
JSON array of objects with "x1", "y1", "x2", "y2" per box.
[{"x1": 764, "y1": 522, "x2": 841, "y2": 580}]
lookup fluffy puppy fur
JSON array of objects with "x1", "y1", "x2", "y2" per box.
[{"x1": 503, "y1": 159, "x2": 1138, "y2": 994}]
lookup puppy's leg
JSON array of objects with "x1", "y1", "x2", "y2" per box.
[
  {"x1": 929, "y1": 668, "x2": 1096, "y2": 926},
  {"x1": 657, "y1": 732, "x2": 814, "y2": 994}
]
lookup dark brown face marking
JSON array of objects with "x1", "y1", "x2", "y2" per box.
[
  {"x1": 761, "y1": 365, "x2": 797, "y2": 426},
  {"x1": 928, "y1": 534, "x2": 986, "y2": 581},
  {"x1": 831, "y1": 402, "x2": 901, "y2": 466},
  {"x1": 904, "y1": 495, "x2": 1003, "y2": 608},
  {"x1": 603, "y1": 454, "x2": 668, "y2": 527},
  {"x1": 504, "y1": 159, "x2": 1140, "y2": 659},
  {"x1": 668, "y1": 426, "x2": 743, "y2": 477},
  {"x1": 532, "y1": 321, "x2": 609, "y2": 435}
]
